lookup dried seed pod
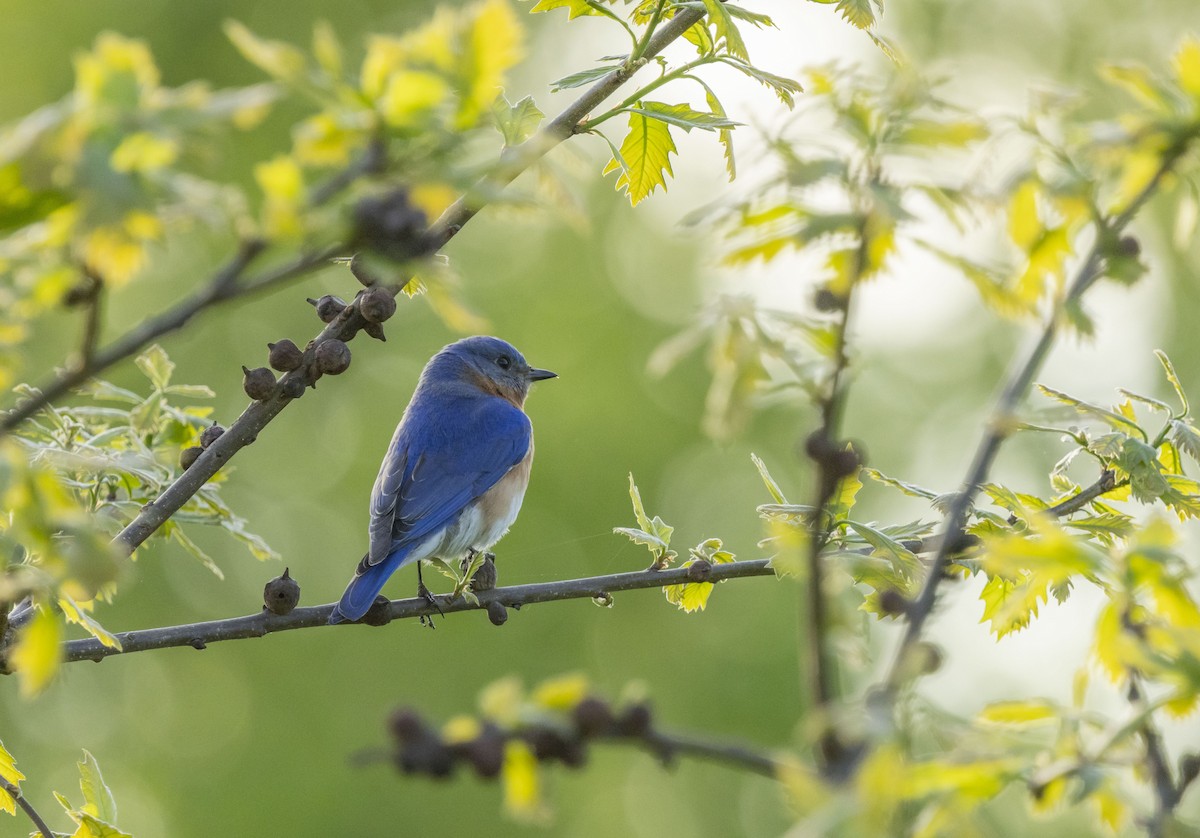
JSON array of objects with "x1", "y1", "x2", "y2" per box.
[
  {"x1": 306, "y1": 294, "x2": 346, "y2": 323},
  {"x1": 267, "y1": 339, "x2": 303, "y2": 372},
  {"x1": 263, "y1": 567, "x2": 300, "y2": 615},
  {"x1": 353, "y1": 189, "x2": 434, "y2": 261},
  {"x1": 363, "y1": 321, "x2": 387, "y2": 342},
  {"x1": 388, "y1": 708, "x2": 425, "y2": 743},
  {"x1": 199, "y1": 424, "x2": 225, "y2": 449},
  {"x1": 467, "y1": 728, "x2": 505, "y2": 779},
  {"x1": 486, "y1": 600, "x2": 507, "y2": 626},
  {"x1": 281, "y1": 376, "x2": 306, "y2": 400},
  {"x1": 242, "y1": 366, "x2": 276, "y2": 400},
  {"x1": 179, "y1": 446, "x2": 203, "y2": 470},
  {"x1": 359, "y1": 286, "x2": 397, "y2": 324},
  {"x1": 572, "y1": 697, "x2": 614, "y2": 737},
  {"x1": 315, "y1": 339, "x2": 352, "y2": 375},
  {"x1": 615, "y1": 702, "x2": 652, "y2": 737}
]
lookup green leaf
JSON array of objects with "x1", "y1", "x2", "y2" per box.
[
  {"x1": 58, "y1": 594, "x2": 122, "y2": 650},
  {"x1": 862, "y1": 468, "x2": 939, "y2": 501},
  {"x1": 701, "y1": 0, "x2": 749, "y2": 59},
  {"x1": 224, "y1": 20, "x2": 307, "y2": 82},
  {"x1": 721, "y1": 57, "x2": 802, "y2": 108},
  {"x1": 550, "y1": 64, "x2": 619, "y2": 92},
  {"x1": 78, "y1": 750, "x2": 118, "y2": 824},
  {"x1": 1156, "y1": 349, "x2": 1189, "y2": 416},
  {"x1": 835, "y1": 0, "x2": 877, "y2": 29},
  {"x1": 613, "y1": 526, "x2": 668, "y2": 551},
  {"x1": 751, "y1": 453, "x2": 789, "y2": 504},
  {"x1": 979, "y1": 572, "x2": 1049, "y2": 638},
  {"x1": 693, "y1": 77, "x2": 735, "y2": 180},
  {"x1": 827, "y1": 468, "x2": 863, "y2": 521},
  {"x1": 170, "y1": 524, "x2": 225, "y2": 579},
  {"x1": 601, "y1": 110, "x2": 677, "y2": 205},
  {"x1": 134, "y1": 344, "x2": 174, "y2": 391},
  {"x1": 1172, "y1": 419, "x2": 1200, "y2": 464},
  {"x1": 723, "y1": 5, "x2": 776, "y2": 28},
  {"x1": 492, "y1": 93, "x2": 544, "y2": 146},
  {"x1": 627, "y1": 101, "x2": 741, "y2": 133},
  {"x1": 526, "y1": 0, "x2": 604, "y2": 18},
  {"x1": 845, "y1": 520, "x2": 920, "y2": 575},
  {"x1": 1037, "y1": 384, "x2": 1146, "y2": 438}
]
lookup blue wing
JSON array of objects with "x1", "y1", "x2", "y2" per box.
[{"x1": 330, "y1": 394, "x2": 531, "y2": 623}]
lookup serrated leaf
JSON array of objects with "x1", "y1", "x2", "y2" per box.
[
  {"x1": 627, "y1": 473, "x2": 652, "y2": 533},
  {"x1": 526, "y1": 0, "x2": 603, "y2": 18},
  {"x1": 701, "y1": 0, "x2": 749, "y2": 59},
  {"x1": 722, "y1": 57, "x2": 802, "y2": 107},
  {"x1": 134, "y1": 344, "x2": 174, "y2": 391},
  {"x1": 1172, "y1": 419, "x2": 1200, "y2": 463},
  {"x1": 628, "y1": 101, "x2": 741, "y2": 133},
  {"x1": 723, "y1": 5, "x2": 776, "y2": 28},
  {"x1": 979, "y1": 573, "x2": 1049, "y2": 638},
  {"x1": 835, "y1": 0, "x2": 876, "y2": 29},
  {"x1": 0, "y1": 740, "x2": 25, "y2": 816},
  {"x1": 601, "y1": 110, "x2": 677, "y2": 205},
  {"x1": 1037, "y1": 384, "x2": 1145, "y2": 437},
  {"x1": 846, "y1": 520, "x2": 920, "y2": 575}
]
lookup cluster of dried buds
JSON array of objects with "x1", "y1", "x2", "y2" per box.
[{"x1": 386, "y1": 696, "x2": 661, "y2": 781}]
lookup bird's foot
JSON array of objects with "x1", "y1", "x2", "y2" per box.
[{"x1": 417, "y1": 581, "x2": 443, "y2": 628}]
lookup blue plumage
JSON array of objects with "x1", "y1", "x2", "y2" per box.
[{"x1": 329, "y1": 336, "x2": 555, "y2": 624}]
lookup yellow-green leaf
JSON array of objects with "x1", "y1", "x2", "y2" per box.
[
  {"x1": 526, "y1": 0, "x2": 603, "y2": 18},
  {"x1": 977, "y1": 699, "x2": 1059, "y2": 726},
  {"x1": 701, "y1": 0, "x2": 749, "y2": 59},
  {"x1": 224, "y1": 20, "x2": 307, "y2": 82},
  {"x1": 78, "y1": 750, "x2": 117, "y2": 824},
  {"x1": 502, "y1": 741, "x2": 546, "y2": 823},
  {"x1": 9, "y1": 607, "x2": 64, "y2": 697},
  {"x1": 1008, "y1": 180, "x2": 1040, "y2": 252},
  {"x1": 1175, "y1": 36, "x2": 1200, "y2": 99},
  {"x1": 602, "y1": 111, "x2": 677, "y2": 206},
  {"x1": 0, "y1": 740, "x2": 25, "y2": 816},
  {"x1": 531, "y1": 672, "x2": 589, "y2": 710}
]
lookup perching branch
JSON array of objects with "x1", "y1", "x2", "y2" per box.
[
  {"x1": 1128, "y1": 677, "x2": 1181, "y2": 836},
  {"x1": 0, "y1": 776, "x2": 54, "y2": 838},
  {"x1": 103, "y1": 4, "x2": 707, "y2": 557},
  {"x1": 57, "y1": 560, "x2": 774, "y2": 665},
  {"x1": 880, "y1": 137, "x2": 1197, "y2": 699}
]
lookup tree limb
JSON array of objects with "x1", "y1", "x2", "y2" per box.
[
  {"x1": 57, "y1": 560, "x2": 774, "y2": 665},
  {"x1": 0, "y1": 775, "x2": 54, "y2": 838}
]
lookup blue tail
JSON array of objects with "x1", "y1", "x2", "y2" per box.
[{"x1": 329, "y1": 549, "x2": 411, "y2": 624}]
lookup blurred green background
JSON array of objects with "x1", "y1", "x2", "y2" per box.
[{"x1": 2, "y1": 0, "x2": 1200, "y2": 835}]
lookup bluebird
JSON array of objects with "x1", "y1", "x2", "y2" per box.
[{"x1": 329, "y1": 336, "x2": 556, "y2": 624}]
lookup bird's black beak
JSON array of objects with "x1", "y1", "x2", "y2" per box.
[{"x1": 528, "y1": 368, "x2": 557, "y2": 382}]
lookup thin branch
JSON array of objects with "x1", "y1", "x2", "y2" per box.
[
  {"x1": 1045, "y1": 468, "x2": 1119, "y2": 517},
  {"x1": 1128, "y1": 677, "x2": 1180, "y2": 836},
  {"x1": 103, "y1": 6, "x2": 708, "y2": 557},
  {"x1": 636, "y1": 727, "x2": 779, "y2": 778},
  {"x1": 427, "y1": 4, "x2": 707, "y2": 247},
  {"x1": 879, "y1": 139, "x2": 1195, "y2": 699},
  {"x1": 0, "y1": 776, "x2": 54, "y2": 838},
  {"x1": 0, "y1": 239, "x2": 269, "y2": 436},
  {"x1": 57, "y1": 560, "x2": 774, "y2": 665},
  {"x1": 73, "y1": 271, "x2": 104, "y2": 370}
]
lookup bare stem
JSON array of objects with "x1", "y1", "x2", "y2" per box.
[
  {"x1": 0, "y1": 776, "x2": 54, "y2": 838},
  {"x1": 56, "y1": 560, "x2": 773, "y2": 665}
]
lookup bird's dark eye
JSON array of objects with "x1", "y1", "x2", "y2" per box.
[{"x1": 496, "y1": 355, "x2": 512, "y2": 369}]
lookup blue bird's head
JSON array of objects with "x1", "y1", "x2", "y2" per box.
[{"x1": 430, "y1": 335, "x2": 556, "y2": 406}]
